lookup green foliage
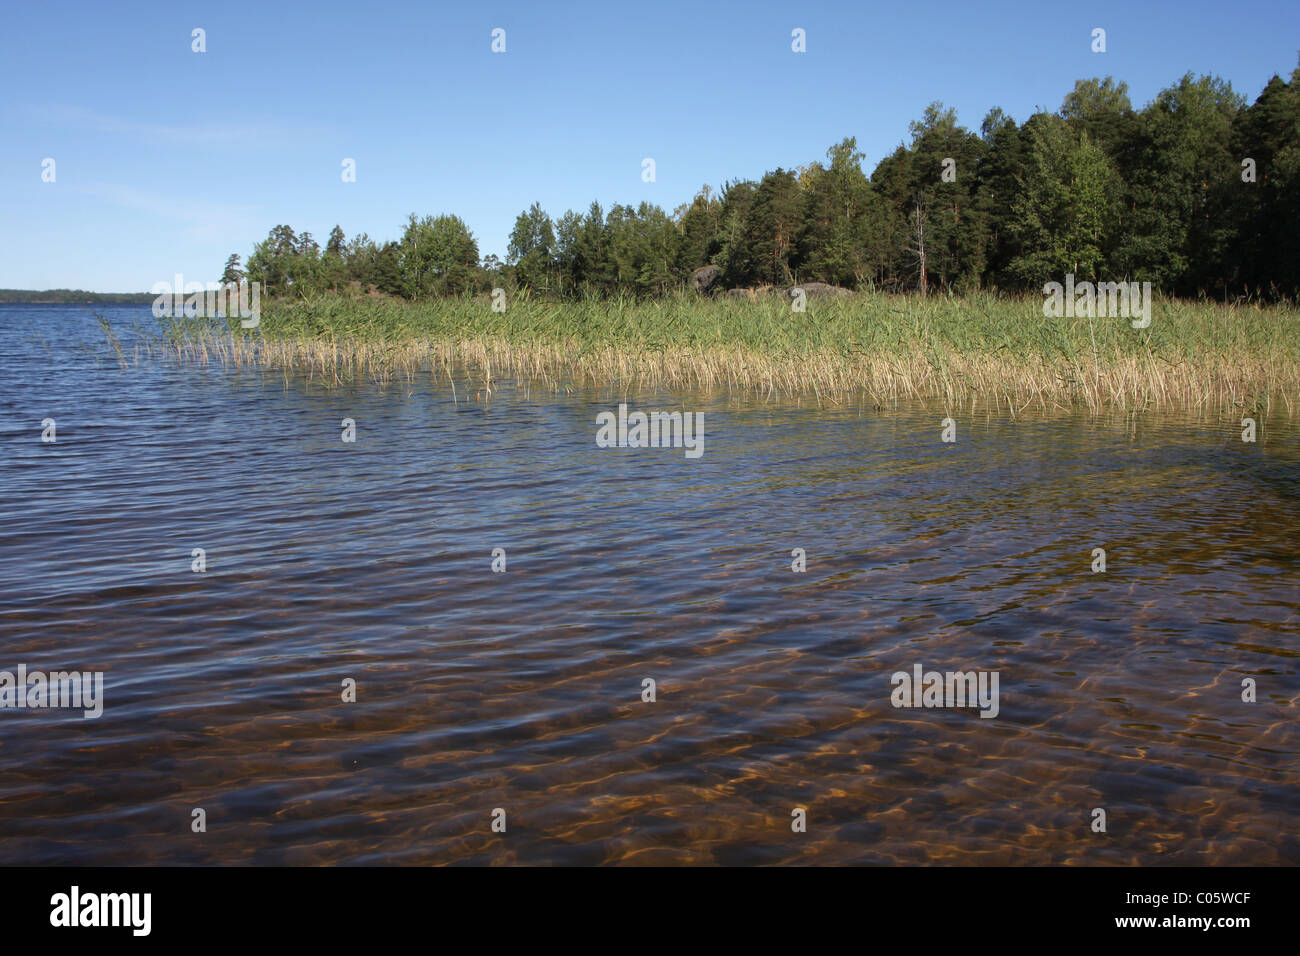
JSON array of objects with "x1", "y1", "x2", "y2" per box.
[
  {"x1": 673, "y1": 186, "x2": 722, "y2": 276},
  {"x1": 1006, "y1": 116, "x2": 1118, "y2": 283},
  {"x1": 508, "y1": 202, "x2": 557, "y2": 294},
  {"x1": 220, "y1": 254, "x2": 244, "y2": 286},
  {"x1": 227, "y1": 60, "x2": 1300, "y2": 304},
  {"x1": 399, "y1": 213, "x2": 480, "y2": 298}
]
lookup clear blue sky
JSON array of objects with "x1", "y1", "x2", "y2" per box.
[{"x1": 2, "y1": 0, "x2": 1297, "y2": 291}]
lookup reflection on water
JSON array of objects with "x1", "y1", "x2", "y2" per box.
[{"x1": 0, "y1": 305, "x2": 1296, "y2": 865}]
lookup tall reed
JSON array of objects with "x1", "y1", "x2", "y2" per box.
[{"x1": 155, "y1": 290, "x2": 1299, "y2": 413}]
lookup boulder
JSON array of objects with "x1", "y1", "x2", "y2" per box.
[
  {"x1": 789, "y1": 281, "x2": 852, "y2": 300},
  {"x1": 691, "y1": 265, "x2": 721, "y2": 294}
]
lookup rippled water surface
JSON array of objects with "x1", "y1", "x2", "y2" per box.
[{"x1": 1, "y1": 304, "x2": 1297, "y2": 865}]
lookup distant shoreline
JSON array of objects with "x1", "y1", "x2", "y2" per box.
[{"x1": 0, "y1": 290, "x2": 154, "y2": 305}]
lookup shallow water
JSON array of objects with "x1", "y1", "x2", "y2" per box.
[{"x1": 0, "y1": 304, "x2": 1296, "y2": 865}]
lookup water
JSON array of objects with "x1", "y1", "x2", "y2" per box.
[{"x1": 1, "y1": 304, "x2": 1296, "y2": 865}]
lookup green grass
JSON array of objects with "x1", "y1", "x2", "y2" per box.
[{"x1": 163, "y1": 289, "x2": 1300, "y2": 413}]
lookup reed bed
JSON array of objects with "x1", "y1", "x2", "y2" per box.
[{"x1": 155, "y1": 290, "x2": 1299, "y2": 414}]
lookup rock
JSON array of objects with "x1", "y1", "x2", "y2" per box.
[
  {"x1": 789, "y1": 281, "x2": 852, "y2": 300},
  {"x1": 725, "y1": 288, "x2": 758, "y2": 302},
  {"x1": 691, "y1": 265, "x2": 720, "y2": 293}
]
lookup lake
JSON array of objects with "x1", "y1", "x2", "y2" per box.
[{"x1": 0, "y1": 303, "x2": 1296, "y2": 864}]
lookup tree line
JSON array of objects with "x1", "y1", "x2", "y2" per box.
[
  {"x1": 0, "y1": 289, "x2": 155, "y2": 304},
  {"x1": 226, "y1": 62, "x2": 1300, "y2": 302}
]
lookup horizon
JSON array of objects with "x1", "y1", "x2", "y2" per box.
[{"x1": 3, "y1": 0, "x2": 1298, "y2": 292}]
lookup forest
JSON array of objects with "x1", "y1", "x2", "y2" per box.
[{"x1": 225, "y1": 64, "x2": 1300, "y2": 304}]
